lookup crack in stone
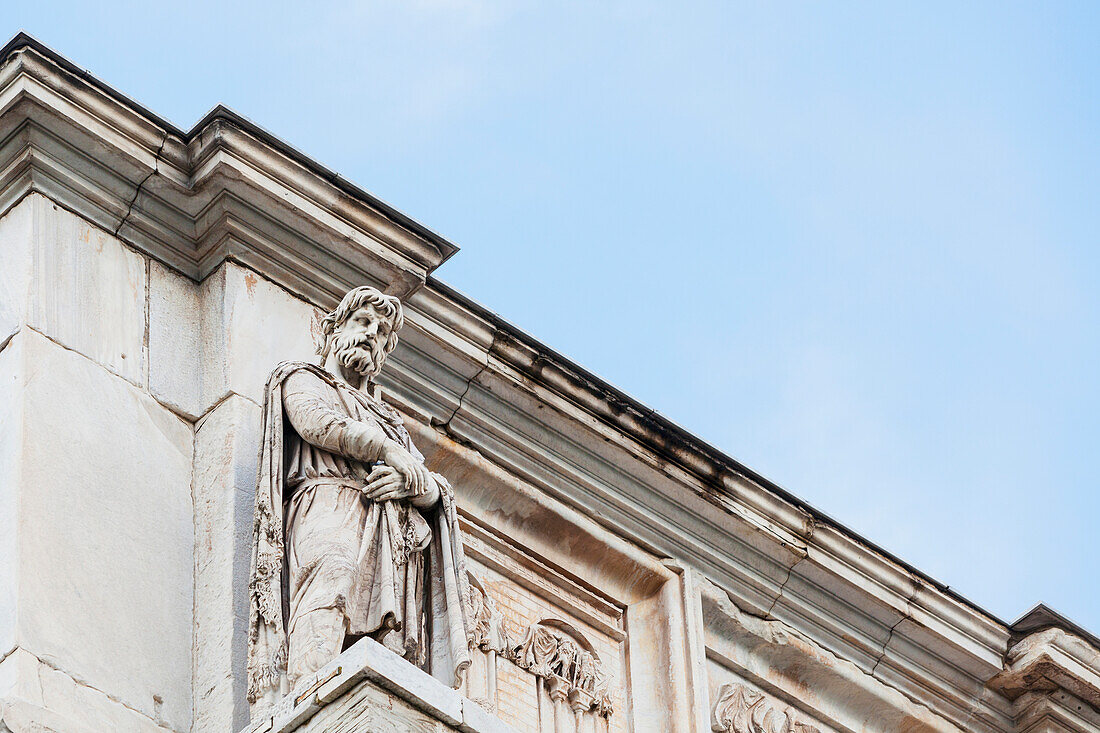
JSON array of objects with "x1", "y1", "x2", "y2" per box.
[
  {"x1": 763, "y1": 554, "x2": 805, "y2": 620},
  {"x1": 22, "y1": 326, "x2": 188, "y2": 428},
  {"x1": 762, "y1": 521, "x2": 815, "y2": 620},
  {"x1": 870, "y1": 579, "x2": 922, "y2": 678},
  {"x1": 0, "y1": 327, "x2": 17, "y2": 356},
  {"x1": 114, "y1": 130, "x2": 169, "y2": 239},
  {"x1": 434, "y1": 325, "x2": 498, "y2": 436},
  {"x1": 713, "y1": 581, "x2": 975, "y2": 732},
  {"x1": 21, "y1": 648, "x2": 177, "y2": 731},
  {"x1": 193, "y1": 390, "x2": 261, "y2": 428}
]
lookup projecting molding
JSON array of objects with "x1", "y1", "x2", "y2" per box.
[
  {"x1": 0, "y1": 33, "x2": 457, "y2": 306},
  {"x1": 989, "y1": 606, "x2": 1100, "y2": 709},
  {"x1": 4, "y1": 32, "x2": 1100, "y2": 733}
]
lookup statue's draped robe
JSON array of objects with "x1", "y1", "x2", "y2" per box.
[{"x1": 248, "y1": 362, "x2": 472, "y2": 709}]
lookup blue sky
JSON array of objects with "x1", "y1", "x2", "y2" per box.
[{"x1": 9, "y1": 2, "x2": 1098, "y2": 629}]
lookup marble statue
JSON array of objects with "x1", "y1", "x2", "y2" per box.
[{"x1": 247, "y1": 286, "x2": 472, "y2": 711}]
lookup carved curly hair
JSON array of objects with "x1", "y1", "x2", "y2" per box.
[{"x1": 317, "y1": 286, "x2": 404, "y2": 359}]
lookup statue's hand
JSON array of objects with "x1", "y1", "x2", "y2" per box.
[
  {"x1": 377, "y1": 442, "x2": 431, "y2": 498},
  {"x1": 363, "y1": 465, "x2": 416, "y2": 503}
]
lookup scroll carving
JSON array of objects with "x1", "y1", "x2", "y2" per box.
[{"x1": 711, "y1": 683, "x2": 821, "y2": 733}]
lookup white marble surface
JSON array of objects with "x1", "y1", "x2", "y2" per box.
[
  {"x1": 23, "y1": 195, "x2": 146, "y2": 384},
  {"x1": 0, "y1": 648, "x2": 175, "y2": 733},
  {"x1": 13, "y1": 328, "x2": 193, "y2": 731},
  {"x1": 209, "y1": 262, "x2": 325, "y2": 409},
  {"x1": 0, "y1": 195, "x2": 32, "y2": 348},
  {"x1": 150, "y1": 260, "x2": 323, "y2": 420},
  {"x1": 193, "y1": 394, "x2": 262, "y2": 733},
  {"x1": 0, "y1": 329, "x2": 22, "y2": 661},
  {"x1": 148, "y1": 260, "x2": 204, "y2": 419}
]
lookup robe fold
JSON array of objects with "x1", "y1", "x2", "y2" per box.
[{"x1": 247, "y1": 361, "x2": 472, "y2": 711}]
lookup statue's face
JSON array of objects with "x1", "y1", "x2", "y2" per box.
[{"x1": 330, "y1": 304, "x2": 393, "y2": 378}]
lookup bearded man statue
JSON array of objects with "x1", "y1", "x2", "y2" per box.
[{"x1": 247, "y1": 286, "x2": 472, "y2": 712}]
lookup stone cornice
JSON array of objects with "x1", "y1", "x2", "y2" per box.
[
  {"x1": 3, "y1": 31, "x2": 1090, "y2": 732},
  {"x1": 990, "y1": 627, "x2": 1100, "y2": 708},
  {"x1": 393, "y1": 283, "x2": 1015, "y2": 730},
  {"x1": 0, "y1": 33, "x2": 457, "y2": 305},
  {"x1": 1011, "y1": 604, "x2": 1100, "y2": 650}
]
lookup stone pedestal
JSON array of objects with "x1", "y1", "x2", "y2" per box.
[{"x1": 244, "y1": 639, "x2": 514, "y2": 733}]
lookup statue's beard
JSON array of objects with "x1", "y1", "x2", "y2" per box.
[{"x1": 331, "y1": 333, "x2": 386, "y2": 377}]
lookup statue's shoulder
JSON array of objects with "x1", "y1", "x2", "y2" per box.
[{"x1": 265, "y1": 361, "x2": 335, "y2": 391}]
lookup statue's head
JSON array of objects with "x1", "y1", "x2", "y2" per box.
[{"x1": 318, "y1": 286, "x2": 404, "y2": 378}]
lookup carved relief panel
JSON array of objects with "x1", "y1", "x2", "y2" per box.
[
  {"x1": 710, "y1": 683, "x2": 822, "y2": 733},
  {"x1": 459, "y1": 518, "x2": 626, "y2": 733},
  {"x1": 510, "y1": 621, "x2": 614, "y2": 732}
]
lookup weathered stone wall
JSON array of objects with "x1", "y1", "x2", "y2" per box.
[
  {"x1": 0, "y1": 194, "x2": 323, "y2": 733},
  {"x1": 0, "y1": 195, "x2": 193, "y2": 733}
]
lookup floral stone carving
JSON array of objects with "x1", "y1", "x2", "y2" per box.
[
  {"x1": 511, "y1": 622, "x2": 614, "y2": 717},
  {"x1": 711, "y1": 683, "x2": 821, "y2": 733},
  {"x1": 466, "y1": 573, "x2": 510, "y2": 654}
]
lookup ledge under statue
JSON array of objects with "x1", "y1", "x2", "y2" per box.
[{"x1": 246, "y1": 286, "x2": 473, "y2": 715}]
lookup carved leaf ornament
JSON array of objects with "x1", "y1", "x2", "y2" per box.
[
  {"x1": 465, "y1": 576, "x2": 511, "y2": 654},
  {"x1": 511, "y1": 623, "x2": 614, "y2": 717},
  {"x1": 463, "y1": 571, "x2": 614, "y2": 718},
  {"x1": 711, "y1": 683, "x2": 820, "y2": 733}
]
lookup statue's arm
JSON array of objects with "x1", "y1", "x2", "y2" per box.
[
  {"x1": 282, "y1": 371, "x2": 389, "y2": 463},
  {"x1": 409, "y1": 473, "x2": 441, "y2": 508}
]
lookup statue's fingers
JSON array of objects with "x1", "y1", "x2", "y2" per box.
[
  {"x1": 370, "y1": 465, "x2": 398, "y2": 482},
  {"x1": 406, "y1": 464, "x2": 422, "y2": 494},
  {"x1": 366, "y1": 466, "x2": 392, "y2": 483},
  {"x1": 419, "y1": 471, "x2": 434, "y2": 497},
  {"x1": 374, "y1": 487, "x2": 402, "y2": 502},
  {"x1": 414, "y1": 464, "x2": 428, "y2": 493},
  {"x1": 366, "y1": 484, "x2": 392, "y2": 499},
  {"x1": 365, "y1": 476, "x2": 399, "y2": 497}
]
